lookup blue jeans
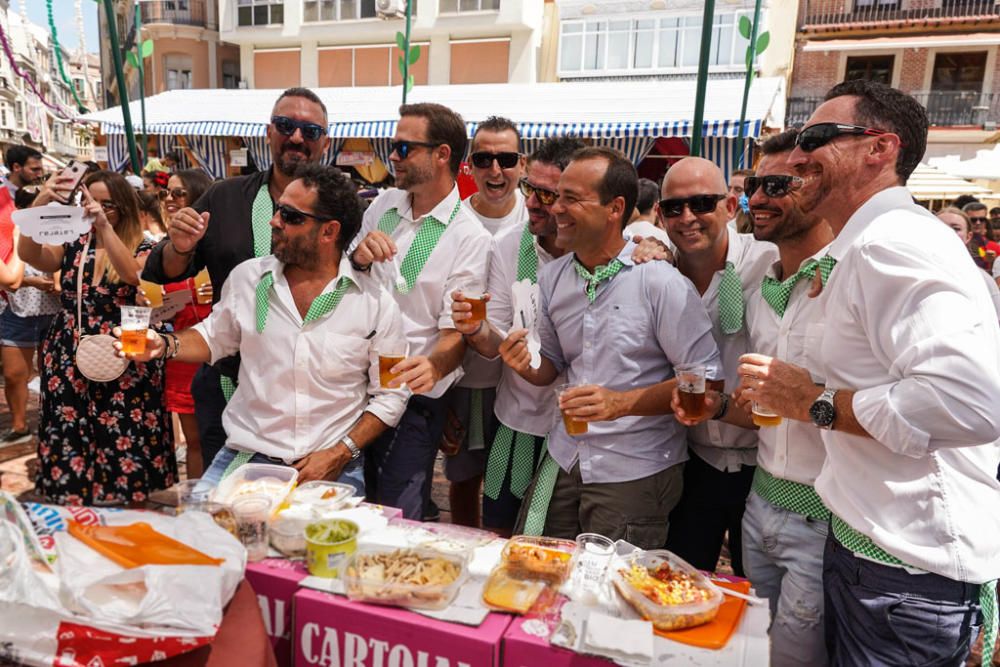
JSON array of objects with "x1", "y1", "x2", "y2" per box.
[
  {"x1": 823, "y1": 534, "x2": 981, "y2": 667},
  {"x1": 201, "y1": 446, "x2": 365, "y2": 496},
  {"x1": 742, "y1": 490, "x2": 828, "y2": 667}
]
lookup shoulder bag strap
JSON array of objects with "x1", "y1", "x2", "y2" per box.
[{"x1": 76, "y1": 233, "x2": 92, "y2": 344}]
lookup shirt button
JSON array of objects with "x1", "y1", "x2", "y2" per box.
[{"x1": 584, "y1": 341, "x2": 592, "y2": 349}]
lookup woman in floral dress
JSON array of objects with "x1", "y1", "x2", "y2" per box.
[{"x1": 20, "y1": 170, "x2": 175, "y2": 505}]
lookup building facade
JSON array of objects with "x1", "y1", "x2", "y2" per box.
[
  {"x1": 788, "y1": 0, "x2": 1000, "y2": 159},
  {"x1": 217, "y1": 0, "x2": 545, "y2": 88}
]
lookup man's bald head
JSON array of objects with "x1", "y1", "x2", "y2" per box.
[{"x1": 661, "y1": 157, "x2": 728, "y2": 197}]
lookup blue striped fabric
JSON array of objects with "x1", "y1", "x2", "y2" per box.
[
  {"x1": 186, "y1": 136, "x2": 229, "y2": 180},
  {"x1": 106, "y1": 133, "x2": 132, "y2": 172},
  {"x1": 156, "y1": 136, "x2": 191, "y2": 170}
]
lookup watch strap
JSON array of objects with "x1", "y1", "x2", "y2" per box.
[{"x1": 341, "y1": 435, "x2": 362, "y2": 460}]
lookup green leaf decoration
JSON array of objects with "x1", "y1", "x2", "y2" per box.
[
  {"x1": 126, "y1": 51, "x2": 138, "y2": 67},
  {"x1": 141, "y1": 40, "x2": 154, "y2": 58},
  {"x1": 396, "y1": 31, "x2": 407, "y2": 52},
  {"x1": 756, "y1": 31, "x2": 770, "y2": 54},
  {"x1": 408, "y1": 44, "x2": 421, "y2": 65},
  {"x1": 738, "y1": 15, "x2": 752, "y2": 39},
  {"x1": 405, "y1": 74, "x2": 414, "y2": 93}
]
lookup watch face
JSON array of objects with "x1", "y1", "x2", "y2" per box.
[{"x1": 810, "y1": 400, "x2": 835, "y2": 427}]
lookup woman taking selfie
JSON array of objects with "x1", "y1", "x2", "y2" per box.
[{"x1": 21, "y1": 170, "x2": 176, "y2": 506}]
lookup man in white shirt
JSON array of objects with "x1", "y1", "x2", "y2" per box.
[
  {"x1": 741, "y1": 80, "x2": 1000, "y2": 664},
  {"x1": 349, "y1": 103, "x2": 490, "y2": 520},
  {"x1": 444, "y1": 116, "x2": 528, "y2": 526},
  {"x1": 623, "y1": 178, "x2": 671, "y2": 246},
  {"x1": 118, "y1": 164, "x2": 407, "y2": 493},
  {"x1": 451, "y1": 136, "x2": 584, "y2": 534},
  {"x1": 658, "y1": 157, "x2": 775, "y2": 577}
]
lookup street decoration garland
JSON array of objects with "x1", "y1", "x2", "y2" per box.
[{"x1": 46, "y1": 0, "x2": 89, "y2": 113}]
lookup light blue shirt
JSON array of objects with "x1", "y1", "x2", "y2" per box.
[{"x1": 538, "y1": 241, "x2": 723, "y2": 484}]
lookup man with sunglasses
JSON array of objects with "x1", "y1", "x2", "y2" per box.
[
  {"x1": 965, "y1": 201, "x2": 998, "y2": 272},
  {"x1": 121, "y1": 164, "x2": 406, "y2": 493},
  {"x1": 348, "y1": 103, "x2": 490, "y2": 521},
  {"x1": 497, "y1": 147, "x2": 722, "y2": 548},
  {"x1": 143, "y1": 87, "x2": 331, "y2": 472},
  {"x1": 653, "y1": 157, "x2": 776, "y2": 578},
  {"x1": 743, "y1": 80, "x2": 1000, "y2": 665}
]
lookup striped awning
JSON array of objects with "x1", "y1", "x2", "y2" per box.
[{"x1": 906, "y1": 163, "x2": 997, "y2": 201}]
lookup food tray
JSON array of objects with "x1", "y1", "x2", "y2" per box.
[
  {"x1": 342, "y1": 547, "x2": 467, "y2": 611},
  {"x1": 612, "y1": 549, "x2": 723, "y2": 631},
  {"x1": 210, "y1": 463, "x2": 297, "y2": 516},
  {"x1": 501, "y1": 535, "x2": 577, "y2": 583},
  {"x1": 481, "y1": 566, "x2": 549, "y2": 614},
  {"x1": 283, "y1": 481, "x2": 355, "y2": 517},
  {"x1": 387, "y1": 518, "x2": 497, "y2": 557}
]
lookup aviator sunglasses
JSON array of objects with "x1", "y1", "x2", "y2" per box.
[
  {"x1": 658, "y1": 194, "x2": 727, "y2": 218},
  {"x1": 270, "y1": 115, "x2": 328, "y2": 141},
  {"x1": 470, "y1": 151, "x2": 521, "y2": 169},
  {"x1": 276, "y1": 204, "x2": 328, "y2": 226},
  {"x1": 518, "y1": 178, "x2": 558, "y2": 206},
  {"x1": 796, "y1": 122, "x2": 895, "y2": 152},
  {"x1": 158, "y1": 187, "x2": 189, "y2": 201},
  {"x1": 744, "y1": 175, "x2": 805, "y2": 199}
]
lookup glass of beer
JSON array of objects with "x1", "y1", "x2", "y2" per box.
[
  {"x1": 377, "y1": 340, "x2": 408, "y2": 388},
  {"x1": 555, "y1": 383, "x2": 588, "y2": 436},
  {"x1": 675, "y1": 364, "x2": 707, "y2": 419},
  {"x1": 138, "y1": 279, "x2": 164, "y2": 308},
  {"x1": 460, "y1": 288, "x2": 488, "y2": 327},
  {"x1": 193, "y1": 267, "x2": 212, "y2": 305},
  {"x1": 752, "y1": 402, "x2": 782, "y2": 427},
  {"x1": 120, "y1": 306, "x2": 152, "y2": 355}
]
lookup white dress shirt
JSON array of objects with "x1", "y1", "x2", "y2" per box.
[
  {"x1": 623, "y1": 220, "x2": 672, "y2": 248},
  {"x1": 814, "y1": 187, "x2": 1000, "y2": 583},
  {"x1": 745, "y1": 244, "x2": 832, "y2": 485},
  {"x1": 687, "y1": 228, "x2": 775, "y2": 472},
  {"x1": 457, "y1": 193, "x2": 529, "y2": 390},
  {"x1": 193, "y1": 255, "x2": 408, "y2": 463},
  {"x1": 486, "y1": 224, "x2": 562, "y2": 436},
  {"x1": 354, "y1": 186, "x2": 491, "y2": 398}
]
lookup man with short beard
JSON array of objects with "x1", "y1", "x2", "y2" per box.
[
  {"x1": 349, "y1": 103, "x2": 490, "y2": 520},
  {"x1": 143, "y1": 87, "x2": 331, "y2": 470},
  {"x1": 742, "y1": 80, "x2": 1000, "y2": 665},
  {"x1": 120, "y1": 164, "x2": 406, "y2": 492}
]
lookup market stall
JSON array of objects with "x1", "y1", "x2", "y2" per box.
[
  {"x1": 906, "y1": 162, "x2": 999, "y2": 210},
  {"x1": 77, "y1": 78, "x2": 786, "y2": 182}
]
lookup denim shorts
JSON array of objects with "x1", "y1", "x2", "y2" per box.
[{"x1": 0, "y1": 309, "x2": 53, "y2": 348}]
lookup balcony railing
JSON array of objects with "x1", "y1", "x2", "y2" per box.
[
  {"x1": 802, "y1": 0, "x2": 999, "y2": 27},
  {"x1": 787, "y1": 91, "x2": 999, "y2": 128},
  {"x1": 140, "y1": 0, "x2": 214, "y2": 29}
]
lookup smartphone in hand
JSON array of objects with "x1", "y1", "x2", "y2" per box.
[{"x1": 53, "y1": 161, "x2": 88, "y2": 204}]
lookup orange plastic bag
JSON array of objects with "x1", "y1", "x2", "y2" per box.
[
  {"x1": 656, "y1": 579, "x2": 751, "y2": 650},
  {"x1": 68, "y1": 520, "x2": 224, "y2": 569}
]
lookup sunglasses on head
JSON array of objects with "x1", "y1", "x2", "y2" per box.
[
  {"x1": 158, "y1": 187, "x2": 188, "y2": 201},
  {"x1": 276, "y1": 204, "x2": 327, "y2": 226},
  {"x1": 390, "y1": 140, "x2": 440, "y2": 160},
  {"x1": 744, "y1": 175, "x2": 805, "y2": 199},
  {"x1": 470, "y1": 151, "x2": 521, "y2": 170},
  {"x1": 658, "y1": 194, "x2": 727, "y2": 218},
  {"x1": 518, "y1": 178, "x2": 558, "y2": 206},
  {"x1": 795, "y1": 122, "x2": 895, "y2": 152},
  {"x1": 270, "y1": 115, "x2": 327, "y2": 141}
]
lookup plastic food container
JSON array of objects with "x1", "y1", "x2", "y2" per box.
[
  {"x1": 211, "y1": 464, "x2": 298, "y2": 516},
  {"x1": 342, "y1": 547, "x2": 467, "y2": 611},
  {"x1": 385, "y1": 518, "x2": 496, "y2": 559},
  {"x1": 611, "y1": 549, "x2": 724, "y2": 631},
  {"x1": 286, "y1": 481, "x2": 355, "y2": 515},
  {"x1": 270, "y1": 515, "x2": 308, "y2": 558},
  {"x1": 305, "y1": 519, "x2": 358, "y2": 577},
  {"x1": 481, "y1": 566, "x2": 548, "y2": 614},
  {"x1": 501, "y1": 536, "x2": 577, "y2": 583}
]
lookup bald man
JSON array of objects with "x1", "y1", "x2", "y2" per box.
[{"x1": 657, "y1": 157, "x2": 777, "y2": 575}]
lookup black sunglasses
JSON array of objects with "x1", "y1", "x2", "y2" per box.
[
  {"x1": 276, "y1": 204, "x2": 327, "y2": 226},
  {"x1": 270, "y1": 115, "x2": 327, "y2": 141},
  {"x1": 158, "y1": 187, "x2": 188, "y2": 201},
  {"x1": 658, "y1": 194, "x2": 727, "y2": 218},
  {"x1": 796, "y1": 123, "x2": 894, "y2": 152},
  {"x1": 744, "y1": 175, "x2": 805, "y2": 199},
  {"x1": 470, "y1": 151, "x2": 520, "y2": 170},
  {"x1": 390, "y1": 140, "x2": 440, "y2": 160},
  {"x1": 969, "y1": 216, "x2": 989, "y2": 224},
  {"x1": 518, "y1": 178, "x2": 558, "y2": 206}
]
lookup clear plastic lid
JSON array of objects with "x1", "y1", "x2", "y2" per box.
[
  {"x1": 210, "y1": 463, "x2": 298, "y2": 516},
  {"x1": 481, "y1": 566, "x2": 549, "y2": 614},
  {"x1": 500, "y1": 535, "x2": 577, "y2": 583},
  {"x1": 342, "y1": 547, "x2": 467, "y2": 611},
  {"x1": 284, "y1": 481, "x2": 355, "y2": 517},
  {"x1": 611, "y1": 549, "x2": 723, "y2": 631}
]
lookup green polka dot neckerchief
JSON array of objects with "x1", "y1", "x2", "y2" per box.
[
  {"x1": 254, "y1": 270, "x2": 354, "y2": 333},
  {"x1": 521, "y1": 451, "x2": 559, "y2": 536},
  {"x1": 376, "y1": 198, "x2": 462, "y2": 294},
  {"x1": 572, "y1": 257, "x2": 625, "y2": 303},
  {"x1": 515, "y1": 223, "x2": 539, "y2": 283},
  {"x1": 717, "y1": 261, "x2": 744, "y2": 335},
  {"x1": 761, "y1": 255, "x2": 837, "y2": 317}
]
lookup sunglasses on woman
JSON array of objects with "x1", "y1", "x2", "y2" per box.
[
  {"x1": 658, "y1": 194, "x2": 726, "y2": 218},
  {"x1": 97, "y1": 200, "x2": 119, "y2": 212},
  {"x1": 158, "y1": 187, "x2": 188, "y2": 201},
  {"x1": 276, "y1": 204, "x2": 328, "y2": 226},
  {"x1": 470, "y1": 151, "x2": 521, "y2": 169},
  {"x1": 518, "y1": 178, "x2": 558, "y2": 206},
  {"x1": 270, "y1": 115, "x2": 327, "y2": 141},
  {"x1": 744, "y1": 175, "x2": 805, "y2": 199},
  {"x1": 796, "y1": 123, "x2": 894, "y2": 152},
  {"x1": 390, "y1": 140, "x2": 440, "y2": 160}
]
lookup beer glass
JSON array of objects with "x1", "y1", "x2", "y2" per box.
[
  {"x1": 752, "y1": 402, "x2": 782, "y2": 427},
  {"x1": 376, "y1": 340, "x2": 408, "y2": 388},
  {"x1": 555, "y1": 383, "x2": 588, "y2": 436},
  {"x1": 120, "y1": 306, "x2": 152, "y2": 355},
  {"x1": 675, "y1": 364, "x2": 707, "y2": 419}
]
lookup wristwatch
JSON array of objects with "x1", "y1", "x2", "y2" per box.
[
  {"x1": 340, "y1": 435, "x2": 362, "y2": 460},
  {"x1": 809, "y1": 387, "x2": 837, "y2": 430}
]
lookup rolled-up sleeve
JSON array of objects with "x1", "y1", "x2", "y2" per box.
[
  {"x1": 851, "y1": 241, "x2": 1000, "y2": 455},
  {"x1": 364, "y1": 290, "x2": 410, "y2": 428}
]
